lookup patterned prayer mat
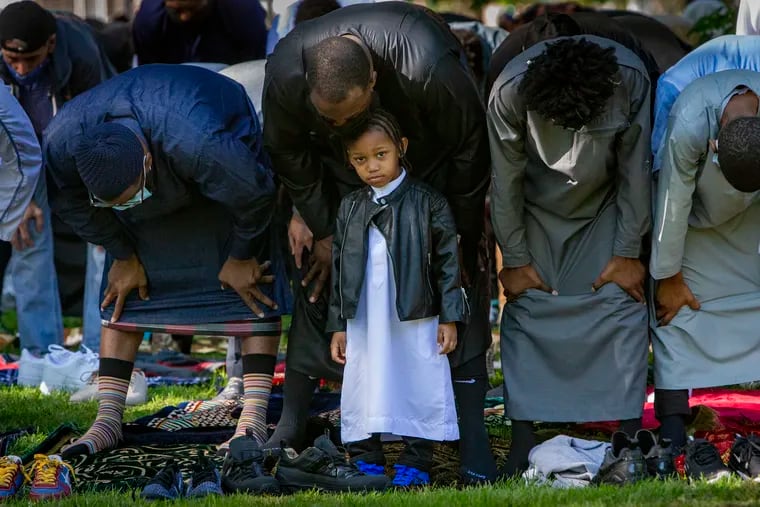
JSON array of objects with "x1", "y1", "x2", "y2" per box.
[
  {"x1": 63, "y1": 440, "x2": 512, "y2": 492},
  {"x1": 68, "y1": 444, "x2": 223, "y2": 492}
]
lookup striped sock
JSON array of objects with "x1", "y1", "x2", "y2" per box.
[
  {"x1": 62, "y1": 358, "x2": 132, "y2": 457},
  {"x1": 223, "y1": 354, "x2": 276, "y2": 448}
]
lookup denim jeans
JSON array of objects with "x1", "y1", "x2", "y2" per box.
[
  {"x1": 82, "y1": 243, "x2": 105, "y2": 350},
  {"x1": 5, "y1": 177, "x2": 63, "y2": 355}
]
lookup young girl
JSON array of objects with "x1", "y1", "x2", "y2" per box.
[{"x1": 326, "y1": 109, "x2": 466, "y2": 487}]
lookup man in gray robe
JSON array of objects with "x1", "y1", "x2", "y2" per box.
[
  {"x1": 650, "y1": 69, "x2": 760, "y2": 451},
  {"x1": 488, "y1": 35, "x2": 652, "y2": 476}
]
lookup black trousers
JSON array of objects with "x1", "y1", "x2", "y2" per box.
[
  {"x1": 346, "y1": 433, "x2": 435, "y2": 472},
  {"x1": 654, "y1": 388, "x2": 691, "y2": 419},
  {"x1": 0, "y1": 241, "x2": 10, "y2": 297}
]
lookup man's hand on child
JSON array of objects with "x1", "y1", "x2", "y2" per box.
[
  {"x1": 437, "y1": 323, "x2": 457, "y2": 354},
  {"x1": 331, "y1": 332, "x2": 347, "y2": 364}
]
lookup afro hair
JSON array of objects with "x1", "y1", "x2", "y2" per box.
[{"x1": 518, "y1": 37, "x2": 619, "y2": 130}]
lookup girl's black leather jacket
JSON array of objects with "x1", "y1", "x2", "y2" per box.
[{"x1": 326, "y1": 176, "x2": 469, "y2": 333}]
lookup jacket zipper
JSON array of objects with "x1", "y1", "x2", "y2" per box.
[
  {"x1": 461, "y1": 287, "x2": 471, "y2": 317},
  {"x1": 339, "y1": 200, "x2": 357, "y2": 319},
  {"x1": 426, "y1": 252, "x2": 435, "y2": 299}
]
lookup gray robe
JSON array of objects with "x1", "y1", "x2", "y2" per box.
[
  {"x1": 488, "y1": 36, "x2": 651, "y2": 422},
  {"x1": 650, "y1": 69, "x2": 760, "y2": 390}
]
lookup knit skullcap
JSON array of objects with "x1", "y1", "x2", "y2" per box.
[
  {"x1": 74, "y1": 123, "x2": 145, "y2": 202},
  {"x1": 0, "y1": 1, "x2": 56, "y2": 53}
]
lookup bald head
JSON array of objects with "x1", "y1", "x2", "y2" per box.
[{"x1": 305, "y1": 36, "x2": 372, "y2": 104}]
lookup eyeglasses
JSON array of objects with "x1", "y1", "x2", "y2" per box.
[{"x1": 89, "y1": 152, "x2": 150, "y2": 209}]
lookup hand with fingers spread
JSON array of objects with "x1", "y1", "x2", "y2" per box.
[
  {"x1": 592, "y1": 256, "x2": 646, "y2": 303},
  {"x1": 330, "y1": 331, "x2": 347, "y2": 364},
  {"x1": 218, "y1": 257, "x2": 278, "y2": 318},
  {"x1": 11, "y1": 200, "x2": 44, "y2": 251},
  {"x1": 655, "y1": 271, "x2": 700, "y2": 326},
  {"x1": 499, "y1": 264, "x2": 552, "y2": 302},
  {"x1": 437, "y1": 322, "x2": 457, "y2": 354},
  {"x1": 302, "y1": 235, "x2": 332, "y2": 303},
  {"x1": 288, "y1": 212, "x2": 313, "y2": 270},
  {"x1": 101, "y1": 254, "x2": 149, "y2": 322}
]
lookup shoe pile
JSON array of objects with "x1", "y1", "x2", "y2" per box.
[
  {"x1": 594, "y1": 430, "x2": 675, "y2": 485},
  {"x1": 728, "y1": 434, "x2": 760, "y2": 481},
  {"x1": 275, "y1": 434, "x2": 390, "y2": 493},
  {"x1": 221, "y1": 430, "x2": 279, "y2": 494},
  {"x1": 0, "y1": 454, "x2": 74, "y2": 501},
  {"x1": 141, "y1": 458, "x2": 223, "y2": 500},
  {"x1": 69, "y1": 369, "x2": 148, "y2": 406},
  {"x1": 684, "y1": 434, "x2": 760, "y2": 482},
  {"x1": 684, "y1": 438, "x2": 732, "y2": 482},
  {"x1": 17, "y1": 345, "x2": 99, "y2": 394}
]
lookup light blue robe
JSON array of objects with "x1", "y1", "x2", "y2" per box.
[
  {"x1": 652, "y1": 35, "x2": 760, "y2": 172},
  {"x1": 650, "y1": 69, "x2": 760, "y2": 389}
]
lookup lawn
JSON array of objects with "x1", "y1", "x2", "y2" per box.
[{"x1": 2, "y1": 386, "x2": 760, "y2": 506}]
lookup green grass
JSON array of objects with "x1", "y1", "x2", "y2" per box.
[{"x1": 2, "y1": 386, "x2": 760, "y2": 505}]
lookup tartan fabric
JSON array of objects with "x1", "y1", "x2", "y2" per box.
[{"x1": 103, "y1": 319, "x2": 281, "y2": 337}]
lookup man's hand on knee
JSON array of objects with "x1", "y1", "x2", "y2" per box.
[{"x1": 101, "y1": 254, "x2": 150, "y2": 322}]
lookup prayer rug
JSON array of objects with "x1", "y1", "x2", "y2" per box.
[{"x1": 67, "y1": 443, "x2": 223, "y2": 492}]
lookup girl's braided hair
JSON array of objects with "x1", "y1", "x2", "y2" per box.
[{"x1": 342, "y1": 108, "x2": 412, "y2": 172}]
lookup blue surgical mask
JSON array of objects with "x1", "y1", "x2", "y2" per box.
[
  {"x1": 113, "y1": 187, "x2": 152, "y2": 211},
  {"x1": 4, "y1": 58, "x2": 49, "y2": 86}
]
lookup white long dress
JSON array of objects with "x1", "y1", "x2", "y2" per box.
[{"x1": 340, "y1": 172, "x2": 460, "y2": 444}]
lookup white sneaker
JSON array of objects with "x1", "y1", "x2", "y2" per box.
[
  {"x1": 70, "y1": 369, "x2": 148, "y2": 405},
  {"x1": 126, "y1": 370, "x2": 148, "y2": 406},
  {"x1": 68, "y1": 372, "x2": 98, "y2": 402},
  {"x1": 40, "y1": 345, "x2": 99, "y2": 394},
  {"x1": 17, "y1": 349, "x2": 45, "y2": 387},
  {"x1": 212, "y1": 377, "x2": 243, "y2": 402}
]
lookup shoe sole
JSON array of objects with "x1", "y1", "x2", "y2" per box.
[
  {"x1": 688, "y1": 469, "x2": 733, "y2": 483},
  {"x1": 221, "y1": 475, "x2": 280, "y2": 495},
  {"x1": 731, "y1": 468, "x2": 760, "y2": 482},
  {"x1": 276, "y1": 468, "x2": 389, "y2": 493}
]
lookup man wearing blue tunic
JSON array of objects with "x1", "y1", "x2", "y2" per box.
[
  {"x1": 652, "y1": 35, "x2": 760, "y2": 172},
  {"x1": 44, "y1": 65, "x2": 290, "y2": 458},
  {"x1": 651, "y1": 69, "x2": 760, "y2": 451}
]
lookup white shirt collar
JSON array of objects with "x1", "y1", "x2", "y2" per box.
[{"x1": 372, "y1": 169, "x2": 406, "y2": 201}]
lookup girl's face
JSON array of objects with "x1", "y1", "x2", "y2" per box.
[{"x1": 347, "y1": 128, "x2": 408, "y2": 188}]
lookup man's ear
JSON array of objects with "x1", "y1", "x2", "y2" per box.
[
  {"x1": 368, "y1": 70, "x2": 377, "y2": 90},
  {"x1": 46, "y1": 34, "x2": 56, "y2": 55}
]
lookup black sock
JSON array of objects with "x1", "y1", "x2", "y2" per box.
[
  {"x1": 619, "y1": 418, "x2": 642, "y2": 436},
  {"x1": 242, "y1": 353, "x2": 277, "y2": 375},
  {"x1": 659, "y1": 415, "x2": 687, "y2": 452},
  {"x1": 264, "y1": 368, "x2": 317, "y2": 450},
  {"x1": 501, "y1": 420, "x2": 535, "y2": 478},
  {"x1": 452, "y1": 375, "x2": 497, "y2": 483}
]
